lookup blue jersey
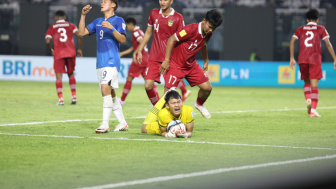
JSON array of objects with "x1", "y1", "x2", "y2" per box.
[{"x1": 86, "y1": 15, "x2": 126, "y2": 70}]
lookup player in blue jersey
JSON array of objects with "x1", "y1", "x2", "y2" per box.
[{"x1": 79, "y1": 0, "x2": 128, "y2": 133}]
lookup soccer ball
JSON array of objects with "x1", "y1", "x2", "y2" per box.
[{"x1": 167, "y1": 120, "x2": 186, "y2": 134}]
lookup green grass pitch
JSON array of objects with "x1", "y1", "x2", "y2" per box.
[{"x1": 0, "y1": 80, "x2": 336, "y2": 189}]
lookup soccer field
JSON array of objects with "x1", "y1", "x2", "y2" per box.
[{"x1": 0, "y1": 81, "x2": 336, "y2": 189}]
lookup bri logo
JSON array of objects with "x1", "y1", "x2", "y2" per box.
[{"x1": 2, "y1": 60, "x2": 55, "y2": 77}]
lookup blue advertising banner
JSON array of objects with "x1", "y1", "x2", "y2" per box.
[{"x1": 203, "y1": 61, "x2": 336, "y2": 88}]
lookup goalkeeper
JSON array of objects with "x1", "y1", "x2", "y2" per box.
[{"x1": 141, "y1": 89, "x2": 194, "y2": 138}]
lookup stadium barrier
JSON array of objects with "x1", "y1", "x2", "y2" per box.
[{"x1": 1, "y1": 55, "x2": 335, "y2": 88}]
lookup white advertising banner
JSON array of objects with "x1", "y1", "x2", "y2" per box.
[{"x1": 0, "y1": 55, "x2": 147, "y2": 84}]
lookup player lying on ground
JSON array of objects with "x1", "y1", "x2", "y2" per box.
[{"x1": 141, "y1": 89, "x2": 194, "y2": 138}]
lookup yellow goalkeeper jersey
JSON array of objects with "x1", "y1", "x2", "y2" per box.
[{"x1": 158, "y1": 105, "x2": 194, "y2": 128}]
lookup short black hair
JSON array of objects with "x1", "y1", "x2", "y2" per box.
[
  {"x1": 305, "y1": 9, "x2": 319, "y2": 21},
  {"x1": 111, "y1": 0, "x2": 119, "y2": 11},
  {"x1": 164, "y1": 90, "x2": 182, "y2": 103},
  {"x1": 55, "y1": 10, "x2": 66, "y2": 17},
  {"x1": 205, "y1": 9, "x2": 223, "y2": 28},
  {"x1": 125, "y1": 17, "x2": 136, "y2": 25}
]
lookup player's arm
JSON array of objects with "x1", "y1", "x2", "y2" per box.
[
  {"x1": 75, "y1": 30, "x2": 83, "y2": 57},
  {"x1": 177, "y1": 122, "x2": 194, "y2": 138},
  {"x1": 134, "y1": 26, "x2": 153, "y2": 63},
  {"x1": 289, "y1": 37, "x2": 297, "y2": 70},
  {"x1": 120, "y1": 47, "x2": 134, "y2": 57},
  {"x1": 160, "y1": 34, "x2": 178, "y2": 74},
  {"x1": 78, "y1": 5, "x2": 91, "y2": 37},
  {"x1": 200, "y1": 45, "x2": 209, "y2": 72},
  {"x1": 323, "y1": 37, "x2": 336, "y2": 70},
  {"x1": 45, "y1": 37, "x2": 54, "y2": 56}
]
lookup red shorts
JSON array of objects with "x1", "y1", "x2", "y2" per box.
[
  {"x1": 164, "y1": 63, "x2": 209, "y2": 88},
  {"x1": 144, "y1": 59, "x2": 162, "y2": 83},
  {"x1": 128, "y1": 62, "x2": 146, "y2": 78},
  {"x1": 299, "y1": 63, "x2": 322, "y2": 80},
  {"x1": 54, "y1": 57, "x2": 76, "y2": 74}
]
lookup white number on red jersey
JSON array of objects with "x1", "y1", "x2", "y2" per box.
[
  {"x1": 168, "y1": 75, "x2": 177, "y2": 85},
  {"x1": 304, "y1": 31, "x2": 314, "y2": 47},
  {"x1": 154, "y1": 19, "x2": 159, "y2": 33},
  {"x1": 57, "y1": 28, "x2": 67, "y2": 42}
]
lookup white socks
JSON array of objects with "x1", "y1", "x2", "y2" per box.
[
  {"x1": 102, "y1": 95, "x2": 127, "y2": 125},
  {"x1": 102, "y1": 95, "x2": 113, "y2": 125},
  {"x1": 112, "y1": 96, "x2": 127, "y2": 124}
]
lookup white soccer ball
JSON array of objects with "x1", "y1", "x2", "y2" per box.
[{"x1": 167, "y1": 120, "x2": 186, "y2": 134}]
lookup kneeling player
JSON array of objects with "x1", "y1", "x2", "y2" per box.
[{"x1": 141, "y1": 90, "x2": 194, "y2": 138}]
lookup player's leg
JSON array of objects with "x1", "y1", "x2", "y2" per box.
[
  {"x1": 299, "y1": 64, "x2": 313, "y2": 115},
  {"x1": 66, "y1": 57, "x2": 77, "y2": 104},
  {"x1": 178, "y1": 80, "x2": 191, "y2": 102},
  {"x1": 120, "y1": 76, "x2": 134, "y2": 105},
  {"x1": 307, "y1": 64, "x2": 322, "y2": 117},
  {"x1": 95, "y1": 68, "x2": 113, "y2": 133},
  {"x1": 303, "y1": 79, "x2": 311, "y2": 114},
  {"x1": 194, "y1": 81, "x2": 212, "y2": 119},
  {"x1": 54, "y1": 58, "x2": 66, "y2": 105},
  {"x1": 310, "y1": 79, "x2": 321, "y2": 117},
  {"x1": 107, "y1": 68, "x2": 128, "y2": 131},
  {"x1": 185, "y1": 63, "x2": 212, "y2": 119},
  {"x1": 55, "y1": 73, "x2": 64, "y2": 105},
  {"x1": 144, "y1": 61, "x2": 161, "y2": 105}
]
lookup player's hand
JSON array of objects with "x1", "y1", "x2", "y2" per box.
[
  {"x1": 203, "y1": 61, "x2": 209, "y2": 72},
  {"x1": 102, "y1": 21, "x2": 113, "y2": 30},
  {"x1": 77, "y1": 49, "x2": 83, "y2": 57},
  {"x1": 82, "y1": 5, "x2": 92, "y2": 15},
  {"x1": 160, "y1": 60, "x2": 170, "y2": 74},
  {"x1": 290, "y1": 59, "x2": 296, "y2": 70},
  {"x1": 334, "y1": 60, "x2": 336, "y2": 70},
  {"x1": 136, "y1": 51, "x2": 142, "y2": 64},
  {"x1": 176, "y1": 132, "x2": 188, "y2": 138},
  {"x1": 51, "y1": 49, "x2": 54, "y2": 56}
]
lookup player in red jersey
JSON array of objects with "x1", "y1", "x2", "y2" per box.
[
  {"x1": 161, "y1": 9, "x2": 223, "y2": 119},
  {"x1": 119, "y1": 17, "x2": 159, "y2": 105},
  {"x1": 133, "y1": 0, "x2": 191, "y2": 106},
  {"x1": 45, "y1": 10, "x2": 82, "y2": 105},
  {"x1": 290, "y1": 8, "x2": 336, "y2": 117}
]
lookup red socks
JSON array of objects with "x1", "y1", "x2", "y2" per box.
[
  {"x1": 303, "y1": 83, "x2": 311, "y2": 101},
  {"x1": 146, "y1": 87, "x2": 159, "y2": 105},
  {"x1": 121, "y1": 80, "x2": 132, "y2": 101},
  {"x1": 196, "y1": 96, "x2": 207, "y2": 106},
  {"x1": 56, "y1": 79, "x2": 63, "y2": 99},
  {"x1": 69, "y1": 75, "x2": 76, "y2": 96},
  {"x1": 311, "y1": 87, "x2": 319, "y2": 109}
]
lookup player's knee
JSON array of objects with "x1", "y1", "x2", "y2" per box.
[{"x1": 144, "y1": 83, "x2": 154, "y2": 90}]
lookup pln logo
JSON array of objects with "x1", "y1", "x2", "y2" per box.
[
  {"x1": 207, "y1": 64, "x2": 220, "y2": 82},
  {"x1": 278, "y1": 66, "x2": 295, "y2": 84}
]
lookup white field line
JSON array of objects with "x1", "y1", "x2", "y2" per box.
[
  {"x1": 0, "y1": 133, "x2": 334, "y2": 151},
  {"x1": 77, "y1": 154, "x2": 336, "y2": 189},
  {"x1": 1, "y1": 106, "x2": 336, "y2": 127}
]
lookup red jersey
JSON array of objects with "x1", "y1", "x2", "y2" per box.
[
  {"x1": 132, "y1": 26, "x2": 148, "y2": 67},
  {"x1": 45, "y1": 20, "x2": 78, "y2": 59},
  {"x1": 293, "y1": 22, "x2": 329, "y2": 65},
  {"x1": 147, "y1": 8, "x2": 184, "y2": 63},
  {"x1": 170, "y1": 22, "x2": 212, "y2": 69}
]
